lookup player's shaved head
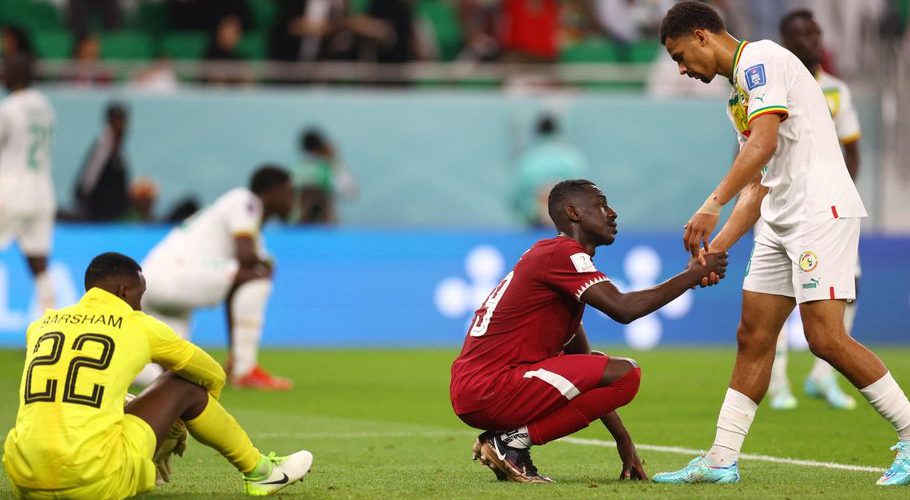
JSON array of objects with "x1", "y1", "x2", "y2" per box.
[
  {"x1": 548, "y1": 179, "x2": 596, "y2": 230},
  {"x1": 85, "y1": 253, "x2": 145, "y2": 308},
  {"x1": 3, "y1": 54, "x2": 33, "y2": 91}
]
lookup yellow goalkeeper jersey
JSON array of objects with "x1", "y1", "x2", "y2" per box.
[{"x1": 2, "y1": 287, "x2": 225, "y2": 490}]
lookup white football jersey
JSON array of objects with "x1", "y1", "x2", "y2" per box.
[
  {"x1": 726, "y1": 40, "x2": 866, "y2": 231},
  {"x1": 816, "y1": 70, "x2": 861, "y2": 144},
  {"x1": 147, "y1": 188, "x2": 266, "y2": 262},
  {"x1": 0, "y1": 88, "x2": 55, "y2": 216}
]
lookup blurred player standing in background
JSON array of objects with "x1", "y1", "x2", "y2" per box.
[
  {"x1": 654, "y1": 2, "x2": 910, "y2": 485},
  {"x1": 135, "y1": 166, "x2": 296, "y2": 390},
  {"x1": 768, "y1": 8, "x2": 864, "y2": 411},
  {"x1": 0, "y1": 55, "x2": 56, "y2": 314}
]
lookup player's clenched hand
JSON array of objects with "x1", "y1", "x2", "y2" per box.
[
  {"x1": 687, "y1": 250, "x2": 728, "y2": 288},
  {"x1": 616, "y1": 438, "x2": 648, "y2": 481},
  {"x1": 683, "y1": 212, "x2": 719, "y2": 257}
]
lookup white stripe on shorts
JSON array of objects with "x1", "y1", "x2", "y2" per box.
[{"x1": 523, "y1": 369, "x2": 581, "y2": 400}]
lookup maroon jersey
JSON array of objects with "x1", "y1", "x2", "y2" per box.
[{"x1": 450, "y1": 236, "x2": 609, "y2": 414}]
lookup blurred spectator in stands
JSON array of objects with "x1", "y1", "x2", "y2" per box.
[
  {"x1": 68, "y1": 0, "x2": 123, "y2": 35},
  {"x1": 168, "y1": 0, "x2": 253, "y2": 32},
  {"x1": 511, "y1": 114, "x2": 588, "y2": 228},
  {"x1": 203, "y1": 15, "x2": 252, "y2": 85},
  {"x1": 1, "y1": 26, "x2": 34, "y2": 58},
  {"x1": 353, "y1": 0, "x2": 425, "y2": 63},
  {"x1": 73, "y1": 102, "x2": 131, "y2": 221},
  {"x1": 129, "y1": 57, "x2": 180, "y2": 93},
  {"x1": 582, "y1": 0, "x2": 672, "y2": 61},
  {"x1": 500, "y1": 0, "x2": 560, "y2": 63},
  {"x1": 70, "y1": 32, "x2": 113, "y2": 86},
  {"x1": 268, "y1": 0, "x2": 357, "y2": 62},
  {"x1": 294, "y1": 128, "x2": 358, "y2": 224},
  {"x1": 457, "y1": 0, "x2": 502, "y2": 61},
  {"x1": 122, "y1": 177, "x2": 159, "y2": 223}
]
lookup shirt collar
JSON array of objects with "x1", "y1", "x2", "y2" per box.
[{"x1": 729, "y1": 40, "x2": 749, "y2": 85}]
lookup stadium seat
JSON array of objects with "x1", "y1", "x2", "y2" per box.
[
  {"x1": 127, "y1": 1, "x2": 170, "y2": 34},
  {"x1": 417, "y1": 0, "x2": 462, "y2": 61},
  {"x1": 2, "y1": 0, "x2": 62, "y2": 30},
  {"x1": 238, "y1": 31, "x2": 267, "y2": 60},
  {"x1": 560, "y1": 39, "x2": 621, "y2": 63},
  {"x1": 30, "y1": 29, "x2": 72, "y2": 59},
  {"x1": 249, "y1": 0, "x2": 276, "y2": 31},
  {"x1": 160, "y1": 32, "x2": 207, "y2": 60},
  {"x1": 100, "y1": 31, "x2": 155, "y2": 60}
]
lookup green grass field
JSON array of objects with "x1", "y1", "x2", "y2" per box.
[{"x1": 1, "y1": 347, "x2": 909, "y2": 499}]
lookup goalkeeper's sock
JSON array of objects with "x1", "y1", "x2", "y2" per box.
[{"x1": 185, "y1": 394, "x2": 261, "y2": 474}]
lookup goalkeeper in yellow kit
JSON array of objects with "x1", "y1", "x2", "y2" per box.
[{"x1": 2, "y1": 252, "x2": 312, "y2": 498}]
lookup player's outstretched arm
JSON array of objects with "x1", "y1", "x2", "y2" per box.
[
  {"x1": 580, "y1": 252, "x2": 727, "y2": 324},
  {"x1": 684, "y1": 114, "x2": 780, "y2": 256},
  {"x1": 709, "y1": 173, "x2": 768, "y2": 253}
]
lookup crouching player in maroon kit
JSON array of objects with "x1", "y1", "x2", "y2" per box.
[{"x1": 450, "y1": 180, "x2": 728, "y2": 483}]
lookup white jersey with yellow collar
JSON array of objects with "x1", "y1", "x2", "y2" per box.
[{"x1": 726, "y1": 39, "x2": 866, "y2": 231}]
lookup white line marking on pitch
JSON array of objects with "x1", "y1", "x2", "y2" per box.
[
  {"x1": 255, "y1": 431, "x2": 884, "y2": 473},
  {"x1": 559, "y1": 437, "x2": 884, "y2": 473}
]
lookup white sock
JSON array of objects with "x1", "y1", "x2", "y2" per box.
[
  {"x1": 704, "y1": 388, "x2": 758, "y2": 467},
  {"x1": 34, "y1": 270, "x2": 55, "y2": 312},
  {"x1": 134, "y1": 363, "x2": 164, "y2": 386},
  {"x1": 500, "y1": 426, "x2": 531, "y2": 449},
  {"x1": 860, "y1": 372, "x2": 910, "y2": 441},
  {"x1": 230, "y1": 279, "x2": 271, "y2": 378},
  {"x1": 769, "y1": 329, "x2": 790, "y2": 395}
]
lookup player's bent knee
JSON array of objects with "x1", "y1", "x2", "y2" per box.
[
  {"x1": 612, "y1": 366, "x2": 642, "y2": 409},
  {"x1": 601, "y1": 358, "x2": 637, "y2": 386}
]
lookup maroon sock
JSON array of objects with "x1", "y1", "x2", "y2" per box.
[{"x1": 527, "y1": 367, "x2": 641, "y2": 445}]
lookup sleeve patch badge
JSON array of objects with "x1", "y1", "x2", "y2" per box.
[
  {"x1": 570, "y1": 253, "x2": 597, "y2": 273},
  {"x1": 745, "y1": 64, "x2": 767, "y2": 90}
]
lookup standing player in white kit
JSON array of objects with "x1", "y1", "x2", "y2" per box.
[
  {"x1": 0, "y1": 55, "x2": 56, "y2": 314},
  {"x1": 136, "y1": 165, "x2": 296, "y2": 390}
]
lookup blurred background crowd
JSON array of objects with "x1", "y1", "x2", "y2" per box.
[
  {"x1": 0, "y1": 0, "x2": 907, "y2": 87},
  {"x1": 1, "y1": 0, "x2": 908, "y2": 230}
]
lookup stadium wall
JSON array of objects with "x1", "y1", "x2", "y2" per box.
[
  {"x1": 0, "y1": 225, "x2": 907, "y2": 349},
  {"x1": 44, "y1": 88, "x2": 883, "y2": 230}
]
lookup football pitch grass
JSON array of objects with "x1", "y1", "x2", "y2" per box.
[{"x1": 2, "y1": 347, "x2": 910, "y2": 499}]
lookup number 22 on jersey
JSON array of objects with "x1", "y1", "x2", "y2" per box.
[{"x1": 470, "y1": 271, "x2": 513, "y2": 337}]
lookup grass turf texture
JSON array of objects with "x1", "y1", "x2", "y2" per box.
[{"x1": 1, "y1": 347, "x2": 909, "y2": 499}]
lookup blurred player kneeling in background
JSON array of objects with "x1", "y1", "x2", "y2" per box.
[
  {"x1": 2, "y1": 252, "x2": 312, "y2": 498},
  {"x1": 135, "y1": 166, "x2": 295, "y2": 390},
  {"x1": 450, "y1": 180, "x2": 728, "y2": 483}
]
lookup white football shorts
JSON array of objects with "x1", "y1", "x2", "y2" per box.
[
  {"x1": 0, "y1": 211, "x2": 53, "y2": 256},
  {"x1": 141, "y1": 255, "x2": 238, "y2": 313},
  {"x1": 744, "y1": 217, "x2": 859, "y2": 303}
]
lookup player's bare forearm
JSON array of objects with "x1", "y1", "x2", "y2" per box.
[
  {"x1": 582, "y1": 256, "x2": 727, "y2": 324},
  {"x1": 601, "y1": 411, "x2": 632, "y2": 444},
  {"x1": 843, "y1": 140, "x2": 860, "y2": 181},
  {"x1": 710, "y1": 175, "x2": 767, "y2": 252},
  {"x1": 713, "y1": 114, "x2": 779, "y2": 204}
]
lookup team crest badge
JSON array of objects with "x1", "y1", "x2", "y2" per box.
[{"x1": 798, "y1": 251, "x2": 818, "y2": 272}]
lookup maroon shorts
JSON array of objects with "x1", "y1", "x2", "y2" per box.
[{"x1": 456, "y1": 354, "x2": 610, "y2": 431}]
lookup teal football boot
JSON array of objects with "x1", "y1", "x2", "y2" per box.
[
  {"x1": 878, "y1": 441, "x2": 910, "y2": 486},
  {"x1": 653, "y1": 456, "x2": 740, "y2": 484}
]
